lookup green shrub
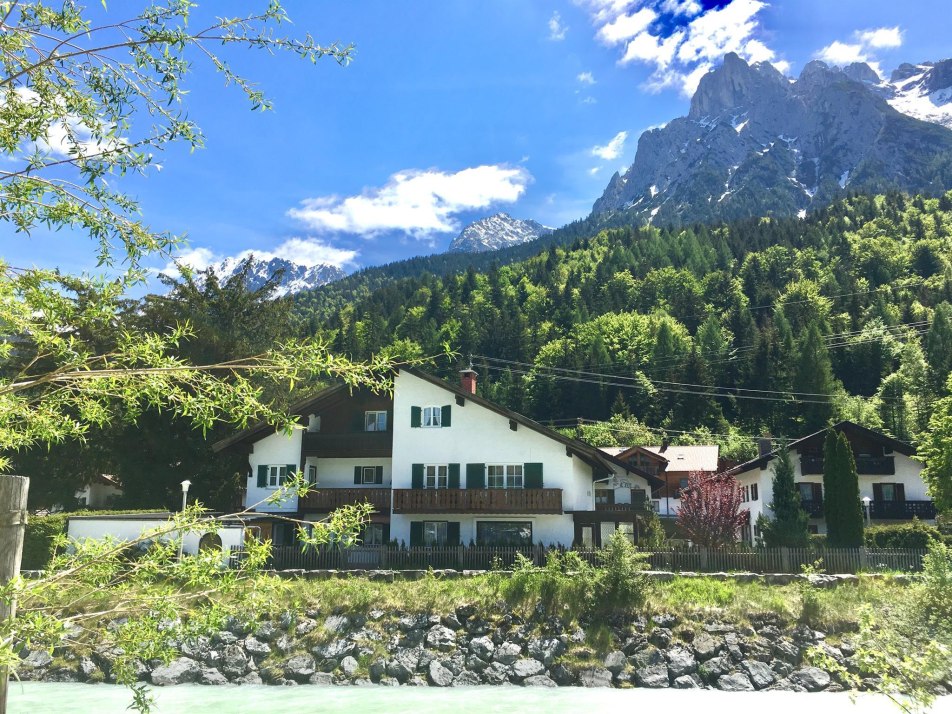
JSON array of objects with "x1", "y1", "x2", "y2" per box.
[
  {"x1": 864, "y1": 520, "x2": 941, "y2": 549},
  {"x1": 22, "y1": 513, "x2": 69, "y2": 569},
  {"x1": 808, "y1": 534, "x2": 827, "y2": 548},
  {"x1": 920, "y1": 540, "x2": 952, "y2": 625},
  {"x1": 594, "y1": 531, "x2": 649, "y2": 608}
]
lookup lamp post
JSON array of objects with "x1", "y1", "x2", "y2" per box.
[
  {"x1": 177, "y1": 479, "x2": 192, "y2": 561},
  {"x1": 862, "y1": 495, "x2": 871, "y2": 526}
]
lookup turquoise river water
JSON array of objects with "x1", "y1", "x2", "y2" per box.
[{"x1": 7, "y1": 684, "x2": 952, "y2": 714}]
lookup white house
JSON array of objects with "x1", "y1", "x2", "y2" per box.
[
  {"x1": 213, "y1": 367, "x2": 665, "y2": 548},
  {"x1": 74, "y1": 473, "x2": 123, "y2": 509},
  {"x1": 726, "y1": 421, "x2": 935, "y2": 543}
]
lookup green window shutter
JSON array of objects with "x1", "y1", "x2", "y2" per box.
[
  {"x1": 410, "y1": 406, "x2": 421, "y2": 428},
  {"x1": 257, "y1": 465, "x2": 268, "y2": 488},
  {"x1": 448, "y1": 463, "x2": 460, "y2": 489},
  {"x1": 375, "y1": 466, "x2": 384, "y2": 484},
  {"x1": 466, "y1": 463, "x2": 485, "y2": 489},
  {"x1": 410, "y1": 521, "x2": 424, "y2": 547},
  {"x1": 524, "y1": 462, "x2": 543, "y2": 489},
  {"x1": 441, "y1": 404, "x2": 452, "y2": 427},
  {"x1": 447, "y1": 521, "x2": 460, "y2": 546},
  {"x1": 411, "y1": 463, "x2": 424, "y2": 489},
  {"x1": 354, "y1": 466, "x2": 362, "y2": 485}
]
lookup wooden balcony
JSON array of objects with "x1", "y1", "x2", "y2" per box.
[
  {"x1": 299, "y1": 487, "x2": 391, "y2": 513},
  {"x1": 302, "y1": 431, "x2": 392, "y2": 458},
  {"x1": 800, "y1": 455, "x2": 895, "y2": 475},
  {"x1": 869, "y1": 500, "x2": 936, "y2": 520},
  {"x1": 392, "y1": 488, "x2": 563, "y2": 515},
  {"x1": 595, "y1": 502, "x2": 651, "y2": 512}
]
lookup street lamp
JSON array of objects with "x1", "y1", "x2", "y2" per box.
[
  {"x1": 862, "y1": 495, "x2": 871, "y2": 525},
  {"x1": 177, "y1": 479, "x2": 192, "y2": 561}
]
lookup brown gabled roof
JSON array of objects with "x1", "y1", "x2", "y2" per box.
[
  {"x1": 212, "y1": 366, "x2": 665, "y2": 490},
  {"x1": 725, "y1": 421, "x2": 916, "y2": 476},
  {"x1": 211, "y1": 383, "x2": 353, "y2": 453}
]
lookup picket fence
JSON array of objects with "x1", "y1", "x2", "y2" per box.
[{"x1": 241, "y1": 544, "x2": 926, "y2": 574}]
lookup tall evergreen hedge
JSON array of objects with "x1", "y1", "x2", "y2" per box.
[
  {"x1": 823, "y1": 430, "x2": 865, "y2": 547},
  {"x1": 762, "y1": 439, "x2": 810, "y2": 546}
]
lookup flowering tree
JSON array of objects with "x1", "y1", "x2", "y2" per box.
[{"x1": 676, "y1": 470, "x2": 749, "y2": 547}]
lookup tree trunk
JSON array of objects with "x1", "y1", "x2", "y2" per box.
[{"x1": 0, "y1": 475, "x2": 29, "y2": 714}]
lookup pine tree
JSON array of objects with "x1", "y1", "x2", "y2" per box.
[
  {"x1": 640, "y1": 508, "x2": 667, "y2": 548},
  {"x1": 794, "y1": 323, "x2": 837, "y2": 431},
  {"x1": 824, "y1": 430, "x2": 865, "y2": 546},
  {"x1": 926, "y1": 302, "x2": 952, "y2": 395},
  {"x1": 762, "y1": 439, "x2": 810, "y2": 546}
]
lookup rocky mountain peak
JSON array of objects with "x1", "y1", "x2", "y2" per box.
[
  {"x1": 199, "y1": 255, "x2": 345, "y2": 297},
  {"x1": 448, "y1": 213, "x2": 553, "y2": 254},
  {"x1": 688, "y1": 52, "x2": 784, "y2": 119},
  {"x1": 843, "y1": 62, "x2": 881, "y2": 84}
]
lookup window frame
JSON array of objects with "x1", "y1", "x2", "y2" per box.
[
  {"x1": 423, "y1": 520, "x2": 448, "y2": 547},
  {"x1": 750, "y1": 484, "x2": 758, "y2": 501},
  {"x1": 363, "y1": 523, "x2": 385, "y2": 546},
  {"x1": 476, "y1": 520, "x2": 533, "y2": 547},
  {"x1": 307, "y1": 464, "x2": 318, "y2": 485},
  {"x1": 364, "y1": 410, "x2": 387, "y2": 432},
  {"x1": 421, "y1": 405, "x2": 442, "y2": 428},
  {"x1": 267, "y1": 465, "x2": 287, "y2": 488},
  {"x1": 486, "y1": 463, "x2": 524, "y2": 489},
  {"x1": 424, "y1": 464, "x2": 449, "y2": 489},
  {"x1": 361, "y1": 466, "x2": 378, "y2": 484}
]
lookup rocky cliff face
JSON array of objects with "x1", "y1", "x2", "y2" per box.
[
  {"x1": 207, "y1": 256, "x2": 345, "y2": 297},
  {"x1": 592, "y1": 53, "x2": 952, "y2": 225},
  {"x1": 448, "y1": 213, "x2": 553, "y2": 253}
]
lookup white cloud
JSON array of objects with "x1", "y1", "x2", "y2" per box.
[
  {"x1": 163, "y1": 237, "x2": 359, "y2": 277},
  {"x1": 581, "y1": 0, "x2": 786, "y2": 98},
  {"x1": 858, "y1": 26, "x2": 902, "y2": 49},
  {"x1": 597, "y1": 7, "x2": 656, "y2": 45},
  {"x1": 577, "y1": 71, "x2": 597, "y2": 84},
  {"x1": 581, "y1": 96, "x2": 598, "y2": 104},
  {"x1": 591, "y1": 130, "x2": 629, "y2": 160},
  {"x1": 548, "y1": 11, "x2": 568, "y2": 41},
  {"x1": 589, "y1": 166, "x2": 602, "y2": 176},
  {"x1": 818, "y1": 40, "x2": 868, "y2": 65},
  {"x1": 287, "y1": 165, "x2": 531, "y2": 238}
]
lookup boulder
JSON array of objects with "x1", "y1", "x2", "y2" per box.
[
  {"x1": 386, "y1": 649, "x2": 420, "y2": 683},
  {"x1": 493, "y1": 641, "x2": 523, "y2": 665},
  {"x1": 717, "y1": 673, "x2": 755, "y2": 691},
  {"x1": 340, "y1": 656, "x2": 359, "y2": 677},
  {"x1": 324, "y1": 615, "x2": 350, "y2": 633},
  {"x1": 151, "y1": 657, "x2": 201, "y2": 686},
  {"x1": 550, "y1": 663, "x2": 577, "y2": 686},
  {"x1": 469, "y1": 636, "x2": 495, "y2": 661},
  {"x1": 673, "y1": 674, "x2": 702, "y2": 689},
  {"x1": 631, "y1": 646, "x2": 669, "y2": 688},
  {"x1": 295, "y1": 619, "x2": 317, "y2": 636},
  {"x1": 454, "y1": 670, "x2": 482, "y2": 686},
  {"x1": 425, "y1": 625, "x2": 458, "y2": 652},
  {"x1": 789, "y1": 667, "x2": 831, "y2": 691},
  {"x1": 21, "y1": 650, "x2": 53, "y2": 669},
  {"x1": 428, "y1": 660, "x2": 455, "y2": 687},
  {"x1": 313, "y1": 638, "x2": 356, "y2": 660},
  {"x1": 649, "y1": 628, "x2": 673, "y2": 648},
  {"x1": 254, "y1": 622, "x2": 279, "y2": 642},
  {"x1": 772, "y1": 640, "x2": 800, "y2": 664},
  {"x1": 604, "y1": 650, "x2": 628, "y2": 675},
  {"x1": 220, "y1": 645, "x2": 249, "y2": 678},
  {"x1": 666, "y1": 646, "x2": 697, "y2": 678},
  {"x1": 198, "y1": 668, "x2": 228, "y2": 686},
  {"x1": 483, "y1": 662, "x2": 512, "y2": 685},
  {"x1": 284, "y1": 655, "x2": 317, "y2": 682},
  {"x1": 510, "y1": 658, "x2": 546, "y2": 681},
  {"x1": 692, "y1": 632, "x2": 722, "y2": 660},
  {"x1": 523, "y1": 675, "x2": 558, "y2": 687},
  {"x1": 309, "y1": 672, "x2": 334, "y2": 686},
  {"x1": 242, "y1": 637, "x2": 271, "y2": 659},
  {"x1": 698, "y1": 655, "x2": 733, "y2": 683},
  {"x1": 527, "y1": 637, "x2": 565, "y2": 666},
  {"x1": 578, "y1": 667, "x2": 613, "y2": 687},
  {"x1": 368, "y1": 658, "x2": 387, "y2": 682},
  {"x1": 741, "y1": 660, "x2": 776, "y2": 689}
]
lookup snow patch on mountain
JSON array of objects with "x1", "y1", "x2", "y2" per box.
[
  {"x1": 882, "y1": 60, "x2": 952, "y2": 129},
  {"x1": 190, "y1": 255, "x2": 345, "y2": 297},
  {"x1": 448, "y1": 213, "x2": 554, "y2": 253}
]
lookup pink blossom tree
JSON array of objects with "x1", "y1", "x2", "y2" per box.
[{"x1": 676, "y1": 470, "x2": 749, "y2": 547}]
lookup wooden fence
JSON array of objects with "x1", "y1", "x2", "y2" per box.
[{"x1": 245, "y1": 545, "x2": 927, "y2": 574}]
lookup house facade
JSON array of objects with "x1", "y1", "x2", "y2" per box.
[
  {"x1": 213, "y1": 368, "x2": 664, "y2": 549},
  {"x1": 727, "y1": 421, "x2": 935, "y2": 542}
]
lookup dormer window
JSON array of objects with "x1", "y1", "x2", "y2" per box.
[{"x1": 365, "y1": 410, "x2": 387, "y2": 432}]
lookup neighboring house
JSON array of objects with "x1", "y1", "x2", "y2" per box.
[
  {"x1": 726, "y1": 421, "x2": 936, "y2": 543},
  {"x1": 212, "y1": 368, "x2": 665, "y2": 548},
  {"x1": 74, "y1": 473, "x2": 123, "y2": 509},
  {"x1": 600, "y1": 443, "x2": 720, "y2": 518}
]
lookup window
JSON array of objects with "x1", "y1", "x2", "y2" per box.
[
  {"x1": 678, "y1": 477, "x2": 689, "y2": 496},
  {"x1": 477, "y1": 521, "x2": 532, "y2": 546},
  {"x1": 364, "y1": 411, "x2": 387, "y2": 432},
  {"x1": 423, "y1": 521, "x2": 447, "y2": 546},
  {"x1": 595, "y1": 489, "x2": 615, "y2": 506},
  {"x1": 798, "y1": 482, "x2": 821, "y2": 501},
  {"x1": 422, "y1": 406, "x2": 442, "y2": 428},
  {"x1": 487, "y1": 464, "x2": 523, "y2": 489},
  {"x1": 741, "y1": 485, "x2": 748, "y2": 502},
  {"x1": 425, "y1": 464, "x2": 448, "y2": 489},
  {"x1": 808, "y1": 524, "x2": 819, "y2": 535},
  {"x1": 361, "y1": 466, "x2": 377, "y2": 484},
  {"x1": 307, "y1": 465, "x2": 318, "y2": 485},
  {"x1": 267, "y1": 465, "x2": 287, "y2": 488},
  {"x1": 750, "y1": 484, "x2": 758, "y2": 501},
  {"x1": 363, "y1": 523, "x2": 385, "y2": 546}
]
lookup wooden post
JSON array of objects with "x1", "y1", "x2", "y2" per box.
[{"x1": 1, "y1": 475, "x2": 29, "y2": 714}]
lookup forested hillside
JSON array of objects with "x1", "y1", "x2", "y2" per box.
[{"x1": 298, "y1": 191, "x2": 952, "y2": 451}]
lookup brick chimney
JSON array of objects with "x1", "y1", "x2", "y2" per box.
[{"x1": 459, "y1": 367, "x2": 478, "y2": 395}]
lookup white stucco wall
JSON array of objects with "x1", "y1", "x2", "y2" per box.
[
  {"x1": 305, "y1": 457, "x2": 392, "y2": 488},
  {"x1": 67, "y1": 517, "x2": 244, "y2": 562},
  {"x1": 245, "y1": 428, "x2": 303, "y2": 513}
]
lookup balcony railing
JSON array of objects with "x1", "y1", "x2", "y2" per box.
[
  {"x1": 800, "y1": 455, "x2": 895, "y2": 475},
  {"x1": 392, "y1": 488, "x2": 563, "y2": 514},
  {"x1": 302, "y1": 431, "x2": 392, "y2": 458},
  {"x1": 800, "y1": 499, "x2": 824, "y2": 517},
  {"x1": 595, "y1": 501, "x2": 650, "y2": 512},
  {"x1": 869, "y1": 500, "x2": 936, "y2": 520},
  {"x1": 299, "y1": 487, "x2": 391, "y2": 513}
]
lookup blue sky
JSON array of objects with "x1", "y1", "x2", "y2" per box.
[{"x1": 7, "y1": 0, "x2": 952, "y2": 280}]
